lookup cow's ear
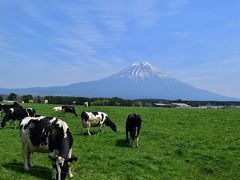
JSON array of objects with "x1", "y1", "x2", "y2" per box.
[
  {"x1": 66, "y1": 156, "x2": 78, "y2": 163},
  {"x1": 48, "y1": 155, "x2": 57, "y2": 161}
]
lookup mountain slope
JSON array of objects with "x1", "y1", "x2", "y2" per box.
[{"x1": 0, "y1": 62, "x2": 238, "y2": 101}]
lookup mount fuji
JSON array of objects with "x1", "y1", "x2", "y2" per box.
[{"x1": 0, "y1": 62, "x2": 238, "y2": 101}]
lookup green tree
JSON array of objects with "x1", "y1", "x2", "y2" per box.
[
  {"x1": 36, "y1": 96, "x2": 42, "y2": 103},
  {"x1": 8, "y1": 93, "x2": 17, "y2": 101},
  {"x1": 21, "y1": 95, "x2": 33, "y2": 103}
]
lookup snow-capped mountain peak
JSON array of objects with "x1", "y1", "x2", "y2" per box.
[
  {"x1": 109, "y1": 61, "x2": 171, "y2": 80},
  {"x1": 0, "y1": 61, "x2": 236, "y2": 101}
]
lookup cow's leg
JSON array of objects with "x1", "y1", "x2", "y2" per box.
[
  {"x1": 68, "y1": 149, "x2": 74, "y2": 178},
  {"x1": 14, "y1": 121, "x2": 17, "y2": 129},
  {"x1": 51, "y1": 161, "x2": 57, "y2": 180},
  {"x1": 86, "y1": 122, "x2": 91, "y2": 136},
  {"x1": 49, "y1": 150, "x2": 59, "y2": 179},
  {"x1": 136, "y1": 137, "x2": 139, "y2": 148},
  {"x1": 81, "y1": 120, "x2": 88, "y2": 135},
  {"x1": 126, "y1": 129, "x2": 129, "y2": 142},
  {"x1": 52, "y1": 167, "x2": 57, "y2": 180},
  {"x1": 81, "y1": 121, "x2": 86, "y2": 135},
  {"x1": 87, "y1": 126, "x2": 91, "y2": 136},
  {"x1": 23, "y1": 145, "x2": 30, "y2": 171},
  {"x1": 129, "y1": 138, "x2": 133, "y2": 146},
  {"x1": 98, "y1": 125, "x2": 102, "y2": 134},
  {"x1": 27, "y1": 151, "x2": 32, "y2": 167}
]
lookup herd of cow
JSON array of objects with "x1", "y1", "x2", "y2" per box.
[{"x1": 0, "y1": 102, "x2": 142, "y2": 180}]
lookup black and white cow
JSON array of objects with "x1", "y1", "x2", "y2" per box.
[
  {"x1": 126, "y1": 113, "x2": 142, "y2": 147},
  {"x1": 0, "y1": 102, "x2": 21, "y2": 114},
  {"x1": 62, "y1": 106, "x2": 78, "y2": 117},
  {"x1": 20, "y1": 116, "x2": 78, "y2": 180},
  {"x1": 0, "y1": 107, "x2": 36, "y2": 129},
  {"x1": 81, "y1": 111, "x2": 117, "y2": 135}
]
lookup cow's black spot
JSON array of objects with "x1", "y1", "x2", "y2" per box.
[
  {"x1": 81, "y1": 112, "x2": 89, "y2": 121},
  {"x1": 92, "y1": 112, "x2": 98, "y2": 116}
]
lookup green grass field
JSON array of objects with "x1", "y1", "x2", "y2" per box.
[{"x1": 0, "y1": 104, "x2": 240, "y2": 179}]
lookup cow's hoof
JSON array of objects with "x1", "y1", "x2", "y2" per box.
[{"x1": 24, "y1": 166, "x2": 30, "y2": 171}]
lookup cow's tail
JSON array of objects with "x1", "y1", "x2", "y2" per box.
[
  {"x1": 105, "y1": 117, "x2": 117, "y2": 132},
  {"x1": 81, "y1": 111, "x2": 88, "y2": 124}
]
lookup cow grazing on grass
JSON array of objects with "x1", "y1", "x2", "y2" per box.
[
  {"x1": 53, "y1": 106, "x2": 78, "y2": 117},
  {"x1": 62, "y1": 106, "x2": 78, "y2": 117},
  {"x1": 0, "y1": 102, "x2": 21, "y2": 114},
  {"x1": 126, "y1": 113, "x2": 142, "y2": 147},
  {"x1": 0, "y1": 107, "x2": 36, "y2": 129},
  {"x1": 20, "y1": 116, "x2": 78, "y2": 180},
  {"x1": 81, "y1": 111, "x2": 117, "y2": 135}
]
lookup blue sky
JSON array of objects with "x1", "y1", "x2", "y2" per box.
[{"x1": 0, "y1": 0, "x2": 240, "y2": 98}]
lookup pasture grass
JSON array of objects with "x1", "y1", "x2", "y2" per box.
[{"x1": 0, "y1": 104, "x2": 240, "y2": 179}]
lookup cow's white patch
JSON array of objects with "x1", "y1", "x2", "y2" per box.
[
  {"x1": 56, "y1": 120, "x2": 69, "y2": 138},
  {"x1": 49, "y1": 117, "x2": 69, "y2": 138},
  {"x1": 10, "y1": 108, "x2": 14, "y2": 113},
  {"x1": 25, "y1": 108, "x2": 33, "y2": 117},
  {"x1": 53, "y1": 106, "x2": 62, "y2": 112},
  {"x1": 49, "y1": 117, "x2": 57, "y2": 123},
  {"x1": 86, "y1": 112, "x2": 107, "y2": 126},
  {"x1": 21, "y1": 116, "x2": 45, "y2": 129}
]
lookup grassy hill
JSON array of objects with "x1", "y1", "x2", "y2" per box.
[{"x1": 0, "y1": 104, "x2": 240, "y2": 179}]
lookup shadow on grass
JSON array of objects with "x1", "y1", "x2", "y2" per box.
[
  {"x1": 74, "y1": 130, "x2": 101, "y2": 136},
  {"x1": 2, "y1": 162, "x2": 51, "y2": 179},
  {"x1": 116, "y1": 139, "x2": 129, "y2": 148}
]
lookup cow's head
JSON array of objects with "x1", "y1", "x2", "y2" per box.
[
  {"x1": 0, "y1": 108, "x2": 14, "y2": 128},
  {"x1": 136, "y1": 115, "x2": 142, "y2": 123},
  {"x1": 110, "y1": 123, "x2": 117, "y2": 132},
  {"x1": 26, "y1": 108, "x2": 36, "y2": 117},
  {"x1": 104, "y1": 117, "x2": 117, "y2": 132},
  {"x1": 72, "y1": 108, "x2": 78, "y2": 117},
  {"x1": 49, "y1": 155, "x2": 78, "y2": 180}
]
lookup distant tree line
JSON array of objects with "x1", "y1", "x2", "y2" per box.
[
  {"x1": 0, "y1": 93, "x2": 152, "y2": 107},
  {"x1": 0, "y1": 93, "x2": 240, "y2": 107}
]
